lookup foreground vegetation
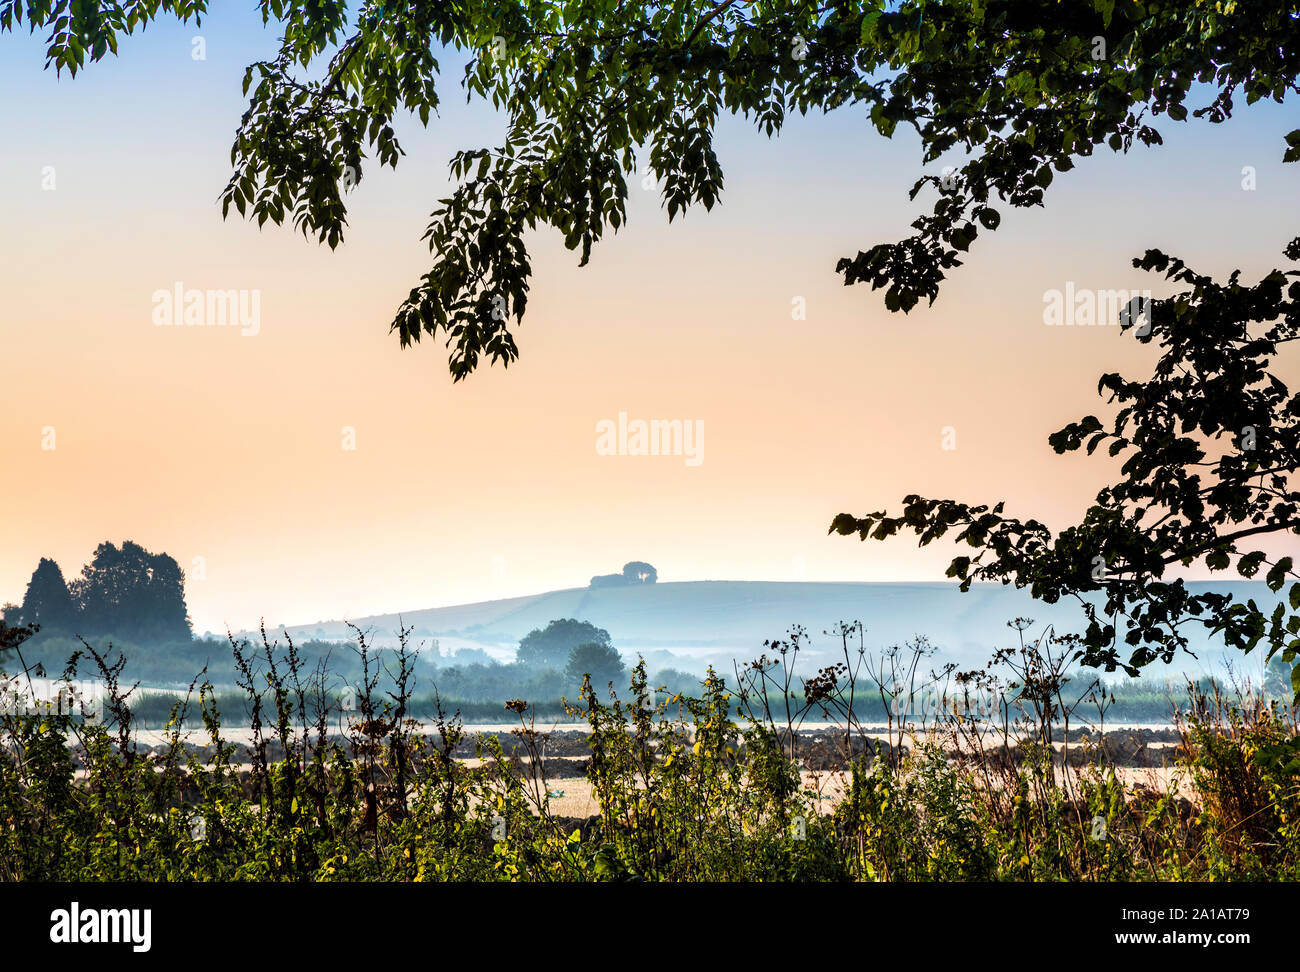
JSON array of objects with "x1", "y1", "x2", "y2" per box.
[{"x1": 1, "y1": 619, "x2": 1297, "y2": 882}]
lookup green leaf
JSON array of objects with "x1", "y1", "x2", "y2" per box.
[
  {"x1": 1267, "y1": 557, "x2": 1293, "y2": 592},
  {"x1": 1237, "y1": 550, "x2": 1267, "y2": 578},
  {"x1": 860, "y1": 10, "x2": 882, "y2": 43}
]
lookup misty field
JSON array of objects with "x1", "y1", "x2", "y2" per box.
[{"x1": 2, "y1": 622, "x2": 1298, "y2": 882}]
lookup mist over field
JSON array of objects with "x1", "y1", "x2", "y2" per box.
[{"x1": 264, "y1": 579, "x2": 1287, "y2": 684}]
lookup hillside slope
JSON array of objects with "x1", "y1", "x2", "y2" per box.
[{"x1": 271, "y1": 580, "x2": 1281, "y2": 679}]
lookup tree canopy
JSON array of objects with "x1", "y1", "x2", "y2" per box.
[
  {"x1": 565, "y1": 640, "x2": 627, "y2": 691},
  {"x1": 835, "y1": 239, "x2": 1300, "y2": 689},
  {"x1": 6, "y1": 1, "x2": 1296, "y2": 377},
  {"x1": 67, "y1": 541, "x2": 192, "y2": 646},
  {"x1": 516, "y1": 618, "x2": 613, "y2": 669},
  {"x1": 6, "y1": 544, "x2": 194, "y2": 648},
  {"x1": 19, "y1": 557, "x2": 77, "y2": 633}
]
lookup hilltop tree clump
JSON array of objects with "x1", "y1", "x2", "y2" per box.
[
  {"x1": 590, "y1": 561, "x2": 658, "y2": 588},
  {"x1": 622, "y1": 561, "x2": 658, "y2": 584}
]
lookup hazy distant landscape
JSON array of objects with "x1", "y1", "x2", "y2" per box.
[
  {"x1": 8, "y1": 545, "x2": 1288, "y2": 727},
  {"x1": 269, "y1": 578, "x2": 1290, "y2": 681},
  {"x1": 3, "y1": 0, "x2": 1299, "y2": 901}
]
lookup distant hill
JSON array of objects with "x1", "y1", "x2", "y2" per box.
[{"x1": 265, "y1": 580, "x2": 1284, "y2": 681}]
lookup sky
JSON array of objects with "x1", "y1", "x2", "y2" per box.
[{"x1": 2, "y1": 9, "x2": 1298, "y2": 634}]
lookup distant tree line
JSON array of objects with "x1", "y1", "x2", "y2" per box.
[{"x1": 3, "y1": 541, "x2": 192, "y2": 647}]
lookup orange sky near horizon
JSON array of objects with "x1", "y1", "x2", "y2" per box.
[{"x1": 2, "y1": 15, "x2": 1298, "y2": 633}]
